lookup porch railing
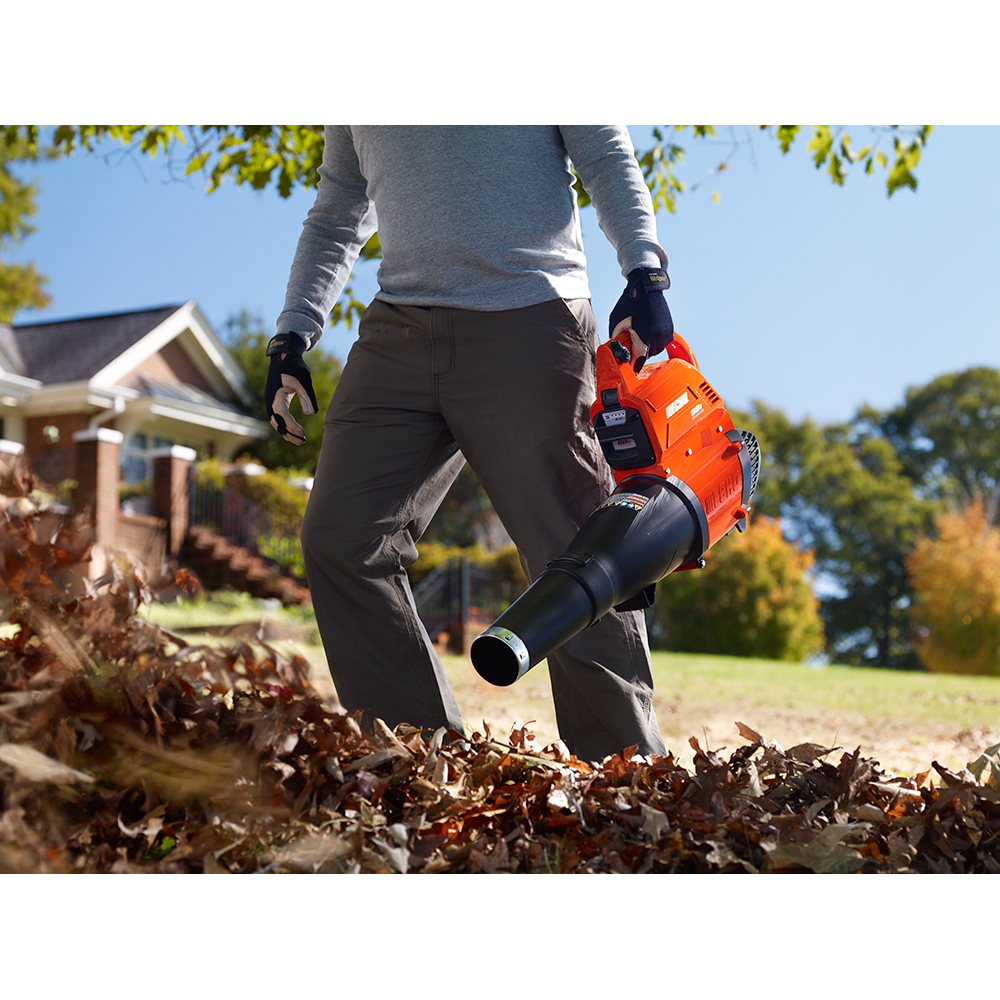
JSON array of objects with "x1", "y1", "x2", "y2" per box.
[{"x1": 187, "y1": 475, "x2": 304, "y2": 578}]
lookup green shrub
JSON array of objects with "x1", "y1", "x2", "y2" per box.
[
  {"x1": 194, "y1": 460, "x2": 226, "y2": 491},
  {"x1": 651, "y1": 515, "x2": 825, "y2": 662},
  {"x1": 226, "y1": 468, "x2": 309, "y2": 530},
  {"x1": 257, "y1": 533, "x2": 306, "y2": 579},
  {"x1": 192, "y1": 461, "x2": 309, "y2": 577}
]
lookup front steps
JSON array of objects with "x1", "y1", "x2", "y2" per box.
[{"x1": 182, "y1": 525, "x2": 310, "y2": 605}]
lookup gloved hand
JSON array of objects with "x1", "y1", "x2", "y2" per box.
[
  {"x1": 265, "y1": 333, "x2": 319, "y2": 445},
  {"x1": 608, "y1": 267, "x2": 674, "y2": 373}
]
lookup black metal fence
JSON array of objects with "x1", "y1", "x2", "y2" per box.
[{"x1": 411, "y1": 556, "x2": 523, "y2": 641}]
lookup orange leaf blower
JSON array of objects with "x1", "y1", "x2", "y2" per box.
[{"x1": 470, "y1": 330, "x2": 760, "y2": 686}]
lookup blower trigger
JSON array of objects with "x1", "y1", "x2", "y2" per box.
[{"x1": 614, "y1": 583, "x2": 657, "y2": 612}]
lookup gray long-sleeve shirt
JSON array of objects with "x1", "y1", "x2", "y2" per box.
[{"x1": 277, "y1": 126, "x2": 666, "y2": 348}]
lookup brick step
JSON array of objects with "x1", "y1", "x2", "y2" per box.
[{"x1": 181, "y1": 526, "x2": 310, "y2": 606}]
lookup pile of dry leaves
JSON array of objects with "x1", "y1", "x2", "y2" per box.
[{"x1": 2, "y1": 458, "x2": 999, "y2": 873}]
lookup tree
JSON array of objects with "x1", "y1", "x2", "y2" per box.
[
  {"x1": 0, "y1": 131, "x2": 51, "y2": 321},
  {"x1": 864, "y1": 367, "x2": 1000, "y2": 523},
  {"x1": 0, "y1": 124, "x2": 933, "y2": 324},
  {"x1": 808, "y1": 432, "x2": 937, "y2": 668},
  {"x1": 651, "y1": 514, "x2": 824, "y2": 662},
  {"x1": 906, "y1": 497, "x2": 1000, "y2": 675},
  {"x1": 733, "y1": 402, "x2": 938, "y2": 668},
  {"x1": 221, "y1": 311, "x2": 342, "y2": 475}
]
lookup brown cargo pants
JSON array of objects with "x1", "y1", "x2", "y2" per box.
[{"x1": 300, "y1": 296, "x2": 666, "y2": 762}]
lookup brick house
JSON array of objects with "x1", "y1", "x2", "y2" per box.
[{"x1": 0, "y1": 302, "x2": 269, "y2": 578}]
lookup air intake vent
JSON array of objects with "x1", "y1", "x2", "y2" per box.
[
  {"x1": 739, "y1": 429, "x2": 761, "y2": 500},
  {"x1": 699, "y1": 381, "x2": 720, "y2": 406}
]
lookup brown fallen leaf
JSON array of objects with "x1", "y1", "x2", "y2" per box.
[
  {"x1": 0, "y1": 743, "x2": 94, "y2": 784},
  {"x1": 735, "y1": 721, "x2": 763, "y2": 744},
  {"x1": 786, "y1": 742, "x2": 840, "y2": 763}
]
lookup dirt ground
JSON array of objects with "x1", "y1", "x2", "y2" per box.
[
  {"x1": 651, "y1": 700, "x2": 999, "y2": 778},
  {"x1": 299, "y1": 647, "x2": 999, "y2": 778}
]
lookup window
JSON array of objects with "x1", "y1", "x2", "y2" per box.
[{"x1": 121, "y1": 433, "x2": 149, "y2": 485}]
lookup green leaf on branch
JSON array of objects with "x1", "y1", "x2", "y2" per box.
[
  {"x1": 808, "y1": 125, "x2": 834, "y2": 168},
  {"x1": 0, "y1": 132, "x2": 51, "y2": 320},
  {"x1": 0, "y1": 123, "x2": 937, "y2": 328},
  {"x1": 0, "y1": 261, "x2": 51, "y2": 322},
  {"x1": 827, "y1": 152, "x2": 847, "y2": 186},
  {"x1": 887, "y1": 132, "x2": 928, "y2": 196},
  {"x1": 635, "y1": 126, "x2": 695, "y2": 215},
  {"x1": 328, "y1": 283, "x2": 369, "y2": 331},
  {"x1": 774, "y1": 125, "x2": 801, "y2": 154},
  {"x1": 570, "y1": 166, "x2": 591, "y2": 209},
  {"x1": 359, "y1": 232, "x2": 382, "y2": 261},
  {"x1": 185, "y1": 152, "x2": 209, "y2": 175}
]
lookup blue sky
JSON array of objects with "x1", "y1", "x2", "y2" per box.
[{"x1": 9, "y1": 125, "x2": 999, "y2": 426}]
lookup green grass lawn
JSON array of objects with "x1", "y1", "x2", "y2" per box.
[
  {"x1": 138, "y1": 591, "x2": 317, "y2": 635},
  {"x1": 134, "y1": 594, "x2": 1000, "y2": 777},
  {"x1": 653, "y1": 651, "x2": 1000, "y2": 733}
]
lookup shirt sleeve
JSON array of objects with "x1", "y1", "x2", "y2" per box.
[
  {"x1": 559, "y1": 125, "x2": 667, "y2": 278},
  {"x1": 275, "y1": 125, "x2": 379, "y2": 349}
]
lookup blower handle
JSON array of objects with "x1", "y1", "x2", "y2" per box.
[{"x1": 611, "y1": 328, "x2": 699, "y2": 370}]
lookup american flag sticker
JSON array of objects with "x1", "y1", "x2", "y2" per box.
[{"x1": 598, "y1": 493, "x2": 650, "y2": 512}]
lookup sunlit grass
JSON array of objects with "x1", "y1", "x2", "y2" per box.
[
  {"x1": 139, "y1": 592, "x2": 317, "y2": 639},
  {"x1": 651, "y1": 651, "x2": 1000, "y2": 730}
]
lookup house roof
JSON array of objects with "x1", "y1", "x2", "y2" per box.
[
  {"x1": 133, "y1": 374, "x2": 253, "y2": 418},
  {"x1": 9, "y1": 305, "x2": 184, "y2": 383},
  {"x1": 0, "y1": 323, "x2": 25, "y2": 374}
]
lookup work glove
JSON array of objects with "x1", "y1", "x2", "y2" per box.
[
  {"x1": 265, "y1": 332, "x2": 318, "y2": 445},
  {"x1": 609, "y1": 267, "x2": 674, "y2": 373}
]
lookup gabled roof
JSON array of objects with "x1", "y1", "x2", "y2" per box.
[
  {"x1": 9, "y1": 305, "x2": 183, "y2": 383},
  {"x1": 8, "y1": 302, "x2": 254, "y2": 411},
  {"x1": 1, "y1": 323, "x2": 42, "y2": 399},
  {"x1": 0, "y1": 323, "x2": 25, "y2": 374}
]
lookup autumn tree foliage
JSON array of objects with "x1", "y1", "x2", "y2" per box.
[
  {"x1": 906, "y1": 498, "x2": 1000, "y2": 676},
  {"x1": 651, "y1": 515, "x2": 824, "y2": 662}
]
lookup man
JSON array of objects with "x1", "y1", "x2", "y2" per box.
[{"x1": 266, "y1": 126, "x2": 674, "y2": 762}]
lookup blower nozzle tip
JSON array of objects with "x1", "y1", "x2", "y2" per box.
[{"x1": 470, "y1": 626, "x2": 531, "y2": 687}]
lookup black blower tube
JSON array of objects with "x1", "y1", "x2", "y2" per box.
[{"x1": 471, "y1": 474, "x2": 707, "y2": 686}]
